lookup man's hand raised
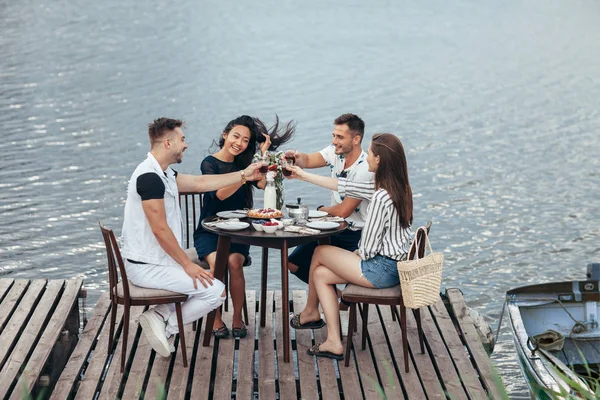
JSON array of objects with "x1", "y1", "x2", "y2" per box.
[{"x1": 243, "y1": 163, "x2": 262, "y2": 181}]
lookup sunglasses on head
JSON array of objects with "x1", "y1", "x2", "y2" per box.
[{"x1": 339, "y1": 170, "x2": 348, "y2": 178}]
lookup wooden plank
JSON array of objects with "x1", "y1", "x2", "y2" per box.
[
  {"x1": 51, "y1": 292, "x2": 111, "y2": 400},
  {"x1": 74, "y1": 305, "x2": 125, "y2": 400},
  {"x1": 416, "y1": 305, "x2": 468, "y2": 400},
  {"x1": 0, "y1": 279, "x2": 15, "y2": 303},
  {"x1": 0, "y1": 280, "x2": 63, "y2": 398},
  {"x1": 0, "y1": 280, "x2": 46, "y2": 369},
  {"x1": 235, "y1": 291, "x2": 256, "y2": 400},
  {"x1": 447, "y1": 288, "x2": 503, "y2": 399},
  {"x1": 349, "y1": 304, "x2": 379, "y2": 399},
  {"x1": 274, "y1": 291, "x2": 297, "y2": 399},
  {"x1": 212, "y1": 301, "x2": 234, "y2": 400},
  {"x1": 120, "y1": 314, "x2": 155, "y2": 399},
  {"x1": 189, "y1": 317, "x2": 215, "y2": 400},
  {"x1": 292, "y1": 290, "x2": 318, "y2": 400},
  {"x1": 429, "y1": 299, "x2": 488, "y2": 399},
  {"x1": 13, "y1": 279, "x2": 83, "y2": 399},
  {"x1": 403, "y1": 306, "x2": 446, "y2": 399},
  {"x1": 378, "y1": 305, "x2": 425, "y2": 399},
  {"x1": 97, "y1": 305, "x2": 145, "y2": 399},
  {"x1": 562, "y1": 338, "x2": 600, "y2": 366},
  {"x1": 257, "y1": 291, "x2": 275, "y2": 399},
  {"x1": 312, "y1": 312, "x2": 339, "y2": 399},
  {"x1": 364, "y1": 305, "x2": 402, "y2": 399},
  {"x1": 169, "y1": 320, "x2": 201, "y2": 399},
  {"x1": 0, "y1": 280, "x2": 30, "y2": 334}
]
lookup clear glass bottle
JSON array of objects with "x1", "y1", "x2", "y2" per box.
[{"x1": 264, "y1": 173, "x2": 277, "y2": 209}]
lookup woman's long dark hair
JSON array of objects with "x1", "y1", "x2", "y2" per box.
[
  {"x1": 212, "y1": 115, "x2": 296, "y2": 208},
  {"x1": 371, "y1": 133, "x2": 413, "y2": 228}
]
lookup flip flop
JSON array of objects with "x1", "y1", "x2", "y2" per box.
[
  {"x1": 212, "y1": 324, "x2": 230, "y2": 339},
  {"x1": 307, "y1": 343, "x2": 343, "y2": 360},
  {"x1": 290, "y1": 313, "x2": 326, "y2": 330},
  {"x1": 232, "y1": 323, "x2": 248, "y2": 338}
]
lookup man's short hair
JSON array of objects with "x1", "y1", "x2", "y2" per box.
[
  {"x1": 148, "y1": 118, "x2": 184, "y2": 145},
  {"x1": 334, "y1": 113, "x2": 365, "y2": 141}
]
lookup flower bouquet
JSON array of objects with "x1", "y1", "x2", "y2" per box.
[{"x1": 253, "y1": 151, "x2": 285, "y2": 209}]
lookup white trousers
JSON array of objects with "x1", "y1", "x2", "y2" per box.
[{"x1": 126, "y1": 261, "x2": 225, "y2": 336}]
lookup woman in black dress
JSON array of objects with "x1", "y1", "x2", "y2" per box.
[{"x1": 193, "y1": 115, "x2": 295, "y2": 338}]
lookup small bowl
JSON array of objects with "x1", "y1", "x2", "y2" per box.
[
  {"x1": 282, "y1": 218, "x2": 294, "y2": 227},
  {"x1": 252, "y1": 222, "x2": 263, "y2": 231},
  {"x1": 262, "y1": 224, "x2": 278, "y2": 233}
]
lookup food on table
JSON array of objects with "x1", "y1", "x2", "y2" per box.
[{"x1": 247, "y1": 208, "x2": 283, "y2": 219}]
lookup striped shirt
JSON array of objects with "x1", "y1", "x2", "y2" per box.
[{"x1": 338, "y1": 178, "x2": 412, "y2": 261}]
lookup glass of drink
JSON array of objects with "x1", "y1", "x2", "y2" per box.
[
  {"x1": 258, "y1": 155, "x2": 269, "y2": 174},
  {"x1": 284, "y1": 150, "x2": 296, "y2": 166}
]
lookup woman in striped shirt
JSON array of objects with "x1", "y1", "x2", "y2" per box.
[{"x1": 288, "y1": 133, "x2": 413, "y2": 360}]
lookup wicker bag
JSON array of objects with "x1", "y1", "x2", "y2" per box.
[{"x1": 397, "y1": 227, "x2": 443, "y2": 309}]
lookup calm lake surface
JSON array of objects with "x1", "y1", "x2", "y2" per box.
[{"x1": 1, "y1": 0, "x2": 599, "y2": 396}]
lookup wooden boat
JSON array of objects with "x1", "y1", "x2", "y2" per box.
[{"x1": 506, "y1": 264, "x2": 600, "y2": 398}]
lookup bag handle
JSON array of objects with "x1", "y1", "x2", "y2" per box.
[{"x1": 410, "y1": 226, "x2": 433, "y2": 261}]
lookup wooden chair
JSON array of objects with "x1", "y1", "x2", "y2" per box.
[
  {"x1": 342, "y1": 221, "x2": 432, "y2": 372},
  {"x1": 100, "y1": 222, "x2": 189, "y2": 372},
  {"x1": 179, "y1": 192, "x2": 249, "y2": 325}
]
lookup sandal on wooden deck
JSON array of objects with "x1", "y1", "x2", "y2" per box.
[
  {"x1": 232, "y1": 323, "x2": 248, "y2": 338},
  {"x1": 212, "y1": 324, "x2": 230, "y2": 339},
  {"x1": 290, "y1": 313, "x2": 326, "y2": 330},
  {"x1": 307, "y1": 343, "x2": 343, "y2": 360}
]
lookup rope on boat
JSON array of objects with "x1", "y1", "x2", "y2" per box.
[
  {"x1": 513, "y1": 296, "x2": 588, "y2": 337},
  {"x1": 495, "y1": 299, "x2": 507, "y2": 346}
]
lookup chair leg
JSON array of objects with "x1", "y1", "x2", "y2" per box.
[
  {"x1": 345, "y1": 303, "x2": 356, "y2": 367},
  {"x1": 193, "y1": 320, "x2": 197, "y2": 332},
  {"x1": 390, "y1": 305, "x2": 397, "y2": 321},
  {"x1": 108, "y1": 301, "x2": 117, "y2": 353},
  {"x1": 121, "y1": 305, "x2": 130, "y2": 374},
  {"x1": 338, "y1": 315, "x2": 343, "y2": 341},
  {"x1": 415, "y1": 308, "x2": 424, "y2": 354},
  {"x1": 400, "y1": 303, "x2": 409, "y2": 373},
  {"x1": 361, "y1": 303, "x2": 369, "y2": 351},
  {"x1": 175, "y1": 303, "x2": 188, "y2": 368},
  {"x1": 243, "y1": 297, "x2": 249, "y2": 325}
]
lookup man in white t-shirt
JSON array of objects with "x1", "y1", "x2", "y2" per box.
[{"x1": 288, "y1": 114, "x2": 374, "y2": 284}]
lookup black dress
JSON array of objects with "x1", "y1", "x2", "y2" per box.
[{"x1": 193, "y1": 155, "x2": 252, "y2": 261}]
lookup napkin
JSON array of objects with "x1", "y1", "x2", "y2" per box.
[
  {"x1": 284, "y1": 226, "x2": 321, "y2": 235},
  {"x1": 308, "y1": 216, "x2": 345, "y2": 222},
  {"x1": 204, "y1": 218, "x2": 240, "y2": 227}
]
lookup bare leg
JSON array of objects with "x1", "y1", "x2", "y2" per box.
[
  {"x1": 227, "y1": 253, "x2": 246, "y2": 328},
  {"x1": 295, "y1": 253, "x2": 323, "y2": 325},
  {"x1": 309, "y1": 246, "x2": 374, "y2": 354},
  {"x1": 205, "y1": 252, "x2": 225, "y2": 329},
  {"x1": 287, "y1": 261, "x2": 299, "y2": 274}
]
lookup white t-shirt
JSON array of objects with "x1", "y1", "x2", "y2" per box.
[{"x1": 319, "y1": 145, "x2": 374, "y2": 231}]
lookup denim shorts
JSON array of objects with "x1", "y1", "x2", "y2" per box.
[{"x1": 360, "y1": 255, "x2": 400, "y2": 289}]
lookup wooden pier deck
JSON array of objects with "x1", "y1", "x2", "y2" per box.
[{"x1": 45, "y1": 286, "x2": 500, "y2": 400}]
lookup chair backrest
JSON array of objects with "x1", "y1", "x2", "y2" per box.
[
  {"x1": 179, "y1": 192, "x2": 203, "y2": 249},
  {"x1": 408, "y1": 221, "x2": 432, "y2": 260},
  {"x1": 99, "y1": 221, "x2": 130, "y2": 301}
]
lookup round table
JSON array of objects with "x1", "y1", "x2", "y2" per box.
[{"x1": 201, "y1": 216, "x2": 348, "y2": 363}]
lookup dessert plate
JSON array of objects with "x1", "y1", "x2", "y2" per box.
[
  {"x1": 216, "y1": 211, "x2": 247, "y2": 219},
  {"x1": 215, "y1": 222, "x2": 250, "y2": 231},
  {"x1": 306, "y1": 221, "x2": 339, "y2": 230},
  {"x1": 308, "y1": 210, "x2": 328, "y2": 218}
]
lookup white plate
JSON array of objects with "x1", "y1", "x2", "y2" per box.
[
  {"x1": 215, "y1": 222, "x2": 250, "y2": 231},
  {"x1": 308, "y1": 210, "x2": 328, "y2": 218},
  {"x1": 306, "y1": 221, "x2": 339, "y2": 230},
  {"x1": 217, "y1": 211, "x2": 247, "y2": 219}
]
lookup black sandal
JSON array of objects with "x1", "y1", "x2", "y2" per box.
[
  {"x1": 232, "y1": 323, "x2": 247, "y2": 338},
  {"x1": 307, "y1": 343, "x2": 343, "y2": 360},
  {"x1": 212, "y1": 324, "x2": 230, "y2": 338},
  {"x1": 290, "y1": 313, "x2": 326, "y2": 330}
]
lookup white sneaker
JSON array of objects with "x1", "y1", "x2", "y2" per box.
[
  {"x1": 139, "y1": 309, "x2": 171, "y2": 357},
  {"x1": 168, "y1": 335, "x2": 176, "y2": 353}
]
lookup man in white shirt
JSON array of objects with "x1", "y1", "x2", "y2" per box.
[
  {"x1": 288, "y1": 114, "x2": 374, "y2": 283},
  {"x1": 122, "y1": 118, "x2": 260, "y2": 357}
]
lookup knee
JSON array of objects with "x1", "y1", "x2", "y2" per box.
[
  {"x1": 313, "y1": 265, "x2": 327, "y2": 281},
  {"x1": 227, "y1": 258, "x2": 244, "y2": 274}
]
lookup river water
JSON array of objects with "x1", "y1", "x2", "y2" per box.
[{"x1": 1, "y1": 0, "x2": 599, "y2": 397}]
